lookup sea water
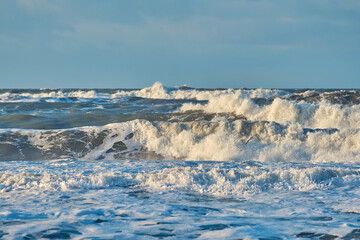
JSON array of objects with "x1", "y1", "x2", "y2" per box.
[{"x1": 0, "y1": 82, "x2": 360, "y2": 239}]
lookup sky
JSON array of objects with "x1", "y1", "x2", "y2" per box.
[{"x1": 1, "y1": 0, "x2": 359, "y2": 89}]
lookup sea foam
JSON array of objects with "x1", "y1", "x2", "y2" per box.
[
  {"x1": 1, "y1": 83, "x2": 360, "y2": 239},
  {"x1": 2, "y1": 119, "x2": 360, "y2": 163}
]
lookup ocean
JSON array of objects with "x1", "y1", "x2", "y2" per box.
[{"x1": 1, "y1": 82, "x2": 360, "y2": 239}]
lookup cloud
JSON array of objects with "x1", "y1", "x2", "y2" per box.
[
  {"x1": 18, "y1": 0, "x2": 46, "y2": 8},
  {"x1": 259, "y1": 44, "x2": 299, "y2": 51},
  {"x1": 17, "y1": 0, "x2": 62, "y2": 12},
  {"x1": 0, "y1": 34, "x2": 30, "y2": 48},
  {"x1": 278, "y1": 17, "x2": 300, "y2": 23},
  {"x1": 51, "y1": 0, "x2": 360, "y2": 54},
  {"x1": 54, "y1": 15, "x2": 310, "y2": 54},
  {"x1": 54, "y1": 17, "x2": 228, "y2": 52}
]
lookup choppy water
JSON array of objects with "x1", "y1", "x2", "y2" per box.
[{"x1": 1, "y1": 82, "x2": 360, "y2": 239}]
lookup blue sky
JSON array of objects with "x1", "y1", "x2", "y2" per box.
[{"x1": 1, "y1": 0, "x2": 359, "y2": 89}]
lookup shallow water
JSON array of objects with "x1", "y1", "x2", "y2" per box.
[{"x1": 1, "y1": 82, "x2": 360, "y2": 239}]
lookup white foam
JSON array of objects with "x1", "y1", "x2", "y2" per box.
[
  {"x1": 0, "y1": 159, "x2": 359, "y2": 239},
  {"x1": 0, "y1": 82, "x2": 287, "y2": 102},
  {"x1": 0, "y1": 162, "x2": 134, "y2": 192},
  {"x1": 7, "y1": 118, "x2": 359, "y2": 163},
  {"x1": 1, "y1": 160, "x2": 358, "y2": 198},
  {"x1": 179, "y1": 97, "x2": 360, "y2": 130},
  {"x1": 0, "y1": 90, "x2": 114, "y2": 103},
  {"x1": 111, "y1": 82, "x2": 288, "y2": 100},
  {"x1": 132, "y1": 120, "x2": 360, "y2": 163},
  {"x1": 137, "y1": 164, "x2": 359, "y2": 197}
]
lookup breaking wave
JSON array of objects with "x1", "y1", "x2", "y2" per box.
[
  {"x1": 1, "y1": 119, "x2": 360, "y2": 163},
  {"x1": 1, "y1": 82, "x2": 360, "y2": 163}
]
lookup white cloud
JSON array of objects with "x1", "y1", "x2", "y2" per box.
[
  {"x1": 0, "y1": 34, "x2": 26, "y2": 46},
  {"x1": 54, "y1": 17, "x2": 228, "y2": 51},
  {"x1": 18, "y1": 0, "x2": 45, "y2": 8},
  {"x1": 54, "y1": 15, "x2": 309, "y2": 54},
  {"x1": 50, "y1": 0, "x2": 360, "y2": 54},
  {"x1": 259, "y1": 44, "x2": 299, "y2": 51},
  {"x1": 17, "y1": 0, "x2": 62, "y2": 12},
  {"x1": 277, "y1": 17, "x2": 300, "y2": 23}
]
